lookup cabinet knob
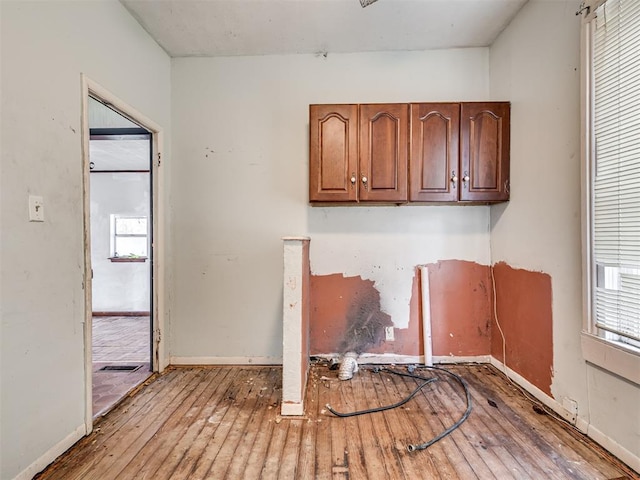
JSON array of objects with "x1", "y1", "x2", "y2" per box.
[
  {"x1": 463, "y1": 172, "x2": 470, "y2": 183},
  {"x1": 451, "y1": 173, "x2": 458, "y2": 183},
  {"x1": 350, "y1": 174, "x2": 357, "y2": 186},
  {"x1": 361, "y1": 175, "x2": 368, "y2": 190}
]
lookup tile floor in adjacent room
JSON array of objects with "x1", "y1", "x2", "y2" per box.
[{"x1": 92, "y1": 315, "x2": 152, "y2": 417}]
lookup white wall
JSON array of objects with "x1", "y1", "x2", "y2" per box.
[
  {"x1": 170, "y1": 49, "x2": 492, "y2": 361},
  {"x1": 90, "y1": 173, "x2": 151, "y2": 312},
  {"x1": 0, "y1": 2, "x2": 170, "y2": 479},
  {"x1": 489, "y1": 0, "x2": 640, "y2": 464}
]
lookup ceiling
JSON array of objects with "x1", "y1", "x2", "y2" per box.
[
  {"x1": 120, "y1": 0, "x2": 528, "y2": 58},
  {"x1": 90, "y1": 139, "x2": 150, "y2": 171}
]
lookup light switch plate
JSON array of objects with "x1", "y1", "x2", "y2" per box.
[{"x1": 29, "y1": 195, "x2": 44, "y2": 222}]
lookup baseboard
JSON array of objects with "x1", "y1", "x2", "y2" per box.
[
  {"x1": 483, "y1": 358, "x2": 640, "y2": 473},
  {"x1": 312, "y1": 353, "x2": 424, "y2": 364},
  {"x1": 13, "y1": 424, "x2": 85, "y2": 480},
  {"x1": 311, "y1": 354, "x2": 493, "y2": 365},
  {"x1": 172, "y1": 354, "x2": 425, "y2": 366},
  {"x1": 92, "y1": 311, "x2": 150, "y2": 317},
  {"x1": 170, "y1": 356, "x2": 282, "y2": 366},
  {"x1": 586, "y1": 423, "x2": 640, "y2": 473},
  {"x1": 489, "y1": 357, "x2": 590, "y2": 432},
  {"x1": 433, "y1": 355, "x2": 492, "y2": 364}
]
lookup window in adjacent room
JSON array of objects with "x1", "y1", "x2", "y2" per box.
[{"x1": 109, "y1": 214, "x2": 148, "y2": 261}]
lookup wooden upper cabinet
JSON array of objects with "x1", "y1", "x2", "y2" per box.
[
  {"x1": 309, "y1": 101, "x2": 510, "y2": 204},
  {"x1": 460, "y1": 102, "x2": 510, "y2": 202},
  {"x1": 409, "y1": 103, "x2": 460, "y2": 202},
  {"x1": 358, "y1": 104, "x2": 409, "y2": 203},
  {"x1": 309, "y1": 104, "x2": 358, "y2": 202}
]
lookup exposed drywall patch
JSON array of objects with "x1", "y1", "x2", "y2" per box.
[
  {"x1": 310, "y1": 274, "x2": 395, "y2": 355},
  {"x1": 491, "y1": 262, "x2": 553, "y2": 396},
  {"x1": 366, "y1": 271, "x2": 423, "y2": 356},
  {"x1": 425, "y1": 260, "x2": 493, "y2": 357}
]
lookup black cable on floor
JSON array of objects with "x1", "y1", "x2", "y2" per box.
[
  {"x1": 325, "y1": 371, "x2": 436, "y2": 417},
  {"x1": 406, "y1": 366, "x2": 472, "y2": 452},
  {"x1": 325, "y1": 365, "x2": 472, "y2": 453}
]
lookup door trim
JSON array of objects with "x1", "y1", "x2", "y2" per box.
[{"x1": 80, "y1": 74, "x2": 166, "y2": 434}]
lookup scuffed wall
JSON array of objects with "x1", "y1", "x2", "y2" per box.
[
  {"x1": 311, "y1": 262, "x2": 494, "y2": 359},
  {"x1": 310, "y1": 260, "x2": 554, "y2": 397},
  {"x1": 171, "y1": 49, "x2": 492, "y2": 361},
  {"x1": 310, "y1": 274, "x2": 394, "y2": 355},
  {"x1": 426, "y1": 260, "x2": 493, "y2": 357},
  {"x1": 0, "y1": 2, "x2": 170, "y2": 479},
  {"x1": 491, "y1": 262, "x2": 553, "y2": 395}
]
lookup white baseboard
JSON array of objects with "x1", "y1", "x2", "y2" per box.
[
  {"x1": 354, "y1": 353, "x2": 423, "y2": 364},
  {"x1": 312, "y1": 354, "x2": 493, "y2": 365},
  {"x1": 488, "y1": 358, "x2": 639, "y2": 473},
  {"x1": 312, "y1": 353, "x2": 423, "y2": 364},
  {"x1": 433, "y1": 355, "x2": 492, "y2": 364},
  {"x1": 170, "y1": 356, "x2": 282, "y2": 366},
  {"x1": 489, "y1": 357, "x2": 590, "y2": 432},
  {"x1": 586, "y1": 423, "x2": 640, "y2": 473},
  {"x1": 14, "y1": 424, "x2": 85, "y2": 480}
]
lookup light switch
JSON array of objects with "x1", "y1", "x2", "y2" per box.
[{"x1": 29, "y1": 195, "x2": 44, "y2": 222}]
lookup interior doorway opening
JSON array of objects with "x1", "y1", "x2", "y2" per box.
[{"x1": 85, "y1": 92, "x2": 157, "y2": 419}]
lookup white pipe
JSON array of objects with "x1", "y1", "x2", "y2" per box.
[
  {"x1": 338, "y1": 352, "x2": 359, "y2": 380},
  {"x1": 420, "y1": 266, "x2": 433, "y2": 366}
]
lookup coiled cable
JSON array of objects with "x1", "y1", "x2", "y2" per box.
[{"x1": 325, "y1": 365, "x2": 472, "y2": 453}]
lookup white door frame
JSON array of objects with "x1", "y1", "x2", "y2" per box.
[{"x1": 80, "y1": 74, "x2": 166, "y2": 433}]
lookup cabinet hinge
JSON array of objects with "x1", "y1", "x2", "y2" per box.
[{"x1": 157, "y1": 152, "x2": 162, "y2": 168}]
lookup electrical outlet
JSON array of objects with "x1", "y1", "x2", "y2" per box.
[
  {"x1": 385, "y1": 326, "x2": 395, "y2": 342},
  {"x1": 28, "y1": 195, "x2": 44, "y2": 222}
]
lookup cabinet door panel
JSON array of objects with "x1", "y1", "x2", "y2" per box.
[
  {"x1": 460, "y1": 102, "x2": 510, "y2": 202},
  {"x1": 409, "y1": 103, "x2": 459, "y2": 202},
  {"x1": 359, "y1": 104, "x2": 408, "y2": 202},
  {"x1": 309, "y1": 105, "x2": 359, "y2": 202}
]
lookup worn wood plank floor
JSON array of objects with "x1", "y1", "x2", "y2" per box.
[{"x1": 36, "y1": 364, "x2": 638, "y2": 480}]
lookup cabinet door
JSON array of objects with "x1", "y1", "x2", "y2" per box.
[
  {"x1": 358, "y1": 103, "x2": 408, "y2": 203},
  {"x1": 460, "y1": 102, "x2": 510, "y2": 202},
  {"x1": 309, "y1": 104, "x2": 359, "y2": 202},
  {"x1": 409, "y1": 103, "x2": 460, "y2": 202}
]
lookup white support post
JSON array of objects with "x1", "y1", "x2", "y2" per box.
[{"x1": 281, "y1": 237, "x2": 311, "y2": 416}]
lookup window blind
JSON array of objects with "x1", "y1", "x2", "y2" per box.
[{"x1": 592, "y1": 0, "x2": 640, "y2": 342}]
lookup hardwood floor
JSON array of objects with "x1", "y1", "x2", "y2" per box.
[{"x1": 36, "y1": 363, "x2": 637, "y2": 479}]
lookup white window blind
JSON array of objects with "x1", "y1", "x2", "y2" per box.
[{"x1": 592, "y1": 0, "x2": 640, "y2": 342}]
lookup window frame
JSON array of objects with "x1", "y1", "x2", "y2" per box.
[
  {"x1": 109, "y1": 214, "x2": 149, "y2": 262},
  {"x1": 581, "y1": 0, "x2": 640, "y2": 386}
]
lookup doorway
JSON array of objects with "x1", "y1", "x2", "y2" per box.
[
  {"x1": 89, "y1": 115, "x2": 152, "y2": 416},
  {"x1": 81, "y1": 78, "x2": 164, "y2": 429}
]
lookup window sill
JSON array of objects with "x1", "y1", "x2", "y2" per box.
[
  {"x1": 581, "y1": 332, "x2": 640, "y2": 386},
  {"x1": 108, "y1": 257, "x2": 147, "y2": 263}
]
